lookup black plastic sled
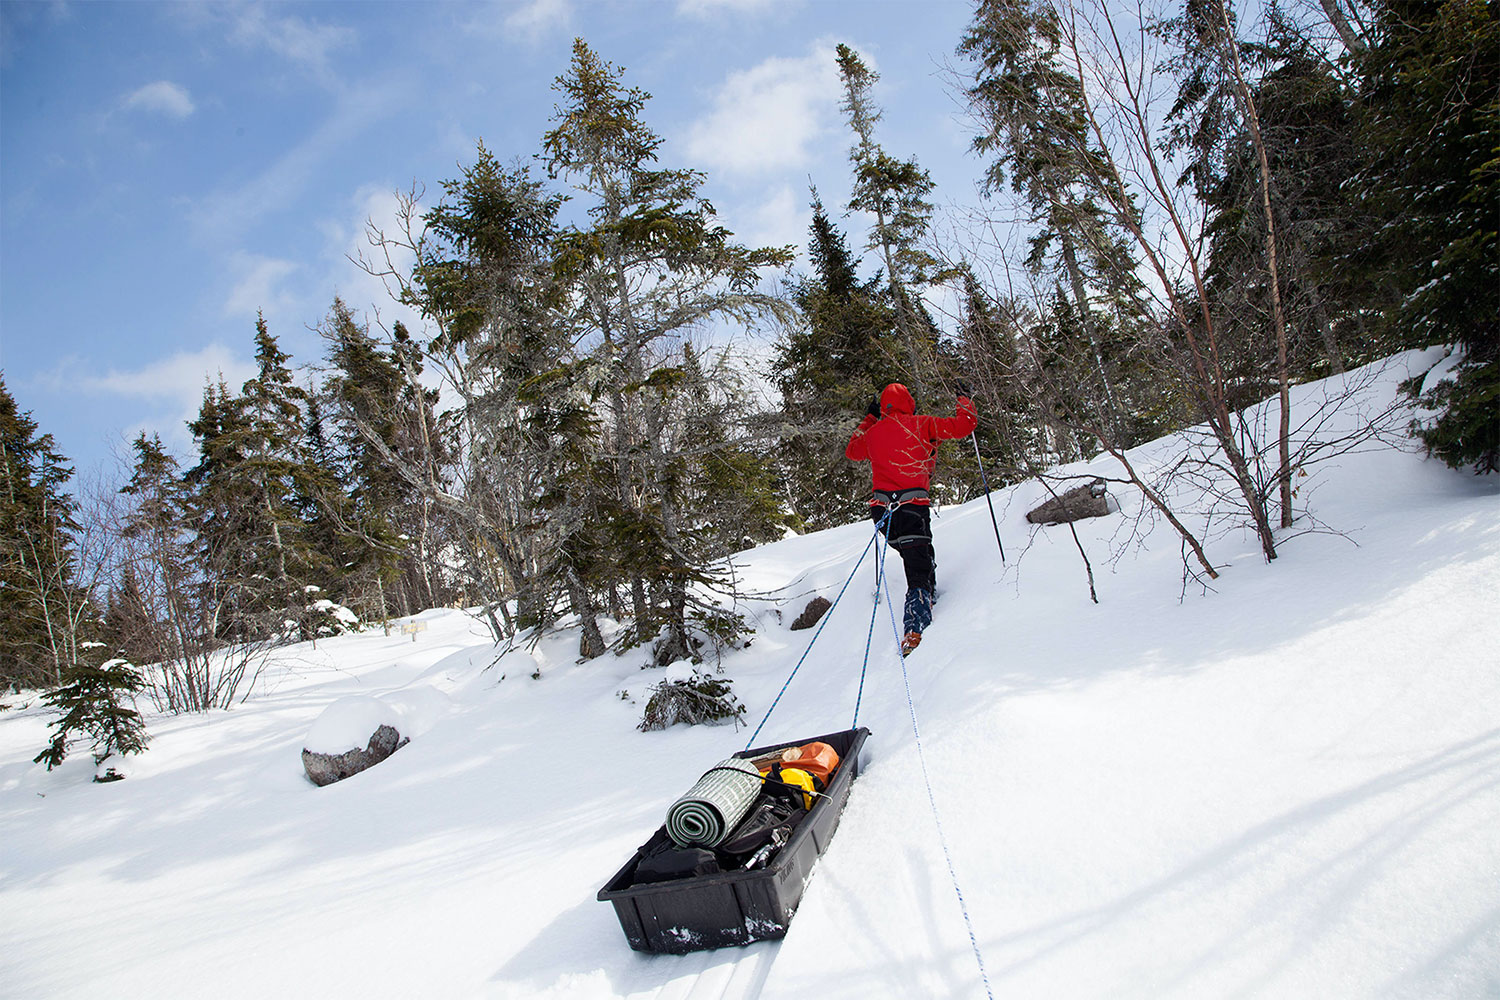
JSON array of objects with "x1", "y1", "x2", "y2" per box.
[{"x1": 598, "y1": 726, "x2": 870, "y2": 954}]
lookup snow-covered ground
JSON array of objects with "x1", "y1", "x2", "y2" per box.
[{"x1": 3, "y1": 353, "x2": 1497, "y2": 1000}]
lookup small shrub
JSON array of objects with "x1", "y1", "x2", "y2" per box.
[
  {"x1": 638, "y1": 672, "x2": 745, "y2": 732},
  {"x1": 33, "y1": 658, "x2": 150, "y2": 773}
]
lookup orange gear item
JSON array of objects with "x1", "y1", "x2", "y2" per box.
[{"x1": 774, "y1": 741, "x2": 840, "y2": 788}]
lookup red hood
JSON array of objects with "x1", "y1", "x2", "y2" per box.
[{"x1": 880, "y1": 383, "x2": 915, "y2": 416}]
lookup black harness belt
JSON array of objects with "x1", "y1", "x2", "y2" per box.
[{"x1": 872, "y1": 487, "x2": 929, "y2": 506}]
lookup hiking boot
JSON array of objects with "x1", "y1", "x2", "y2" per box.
[{"x1": 901, "y1": 631, "x2": 922, "y2": 656}]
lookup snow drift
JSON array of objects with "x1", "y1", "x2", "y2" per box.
[{"x1": 2, "y1": 354, "x2": 1496, "y2": 999}]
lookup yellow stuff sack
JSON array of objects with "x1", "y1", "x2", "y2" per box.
[{"x1": 778, "y1": 767, "x2": 816, "y2": 809}]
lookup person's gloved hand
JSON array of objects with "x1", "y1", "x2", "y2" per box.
[
  {"x1": 866, "y1": 394, "x2": 881, "y2": 419},
  {"x1": 955, "y1": 380, "x2": 972, "y2": 397}
]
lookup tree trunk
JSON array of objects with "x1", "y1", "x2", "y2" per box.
[
  {"x1": 1059, "y1": 223, "x2": 1122, "y2": 437},
  {"x1": 1219, "y1": 0, "x2": 1295, "y2": 530},
  {"x1": 1319, "y1": 0, "x2": 1367, "y2": 54},
  {"x1": 566, "y1": 567, "x2": 606, "y2": 660}
]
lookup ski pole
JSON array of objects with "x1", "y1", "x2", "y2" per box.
[{"x1": 970, "y1": 432, "x2": 1005, "y2": 564}]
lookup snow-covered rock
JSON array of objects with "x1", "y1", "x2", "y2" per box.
[{"x1": 301, "y1": 696, "x2": 409, "y2": 786}]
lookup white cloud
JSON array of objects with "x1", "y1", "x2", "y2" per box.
[
  {"x1": 503, "y1": 0, "x2": 571, "y2": 37},
  {"x1": 677, "y1": 0, "x2": 785, "y2": 16},
  {"x1": 741, "y1": 182, "x2": 806, "y2": 258},
  {"x1": 224, "y1": 252, "x2": 298, "y2": 320},
  {"x1": 83, "y1": 344, "x2": 254, "y2": 403},
  {"x1": 227, "y1": 4, "x2": 353, "y2": 75},
  {"x1": 122, "y1": 81, "x2": 195, "y2": 119},
  {"x1": 63, "y1": 345, "x2": 258, "y2": 459},
  {"x1": 683, "y1": 43, "x2": 841, "y2": 177}
]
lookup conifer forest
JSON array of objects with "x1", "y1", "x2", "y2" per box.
[{"x1": 2, "y1": 0, "x2": 1495, "y2": 766}]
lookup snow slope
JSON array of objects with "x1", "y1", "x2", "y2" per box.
[{"x1": 3, "y1": 354, "x2": 1497, "y2": 1000}]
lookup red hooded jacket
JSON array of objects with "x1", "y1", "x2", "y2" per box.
[{"x1": 845, "y1": 383, "x2": 977, "y2": 503}]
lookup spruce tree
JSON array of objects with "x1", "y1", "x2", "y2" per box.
[
  {"x1": 186, "y1": 317, "x2": 324, "y2": 641},
  {"x1": 1353, "y1": 0, "x2": 1498, "y2": 472},
  {"x1": 0, "y1": 375, "x2": 89, "y2": 690},
  {"x1": 406, "y1": 144, "x2": 573, "y2": 638},
  {"x1": 318, "y1": 300, "x2": 424, "y2": 625},
  {"x1": 775, "y1": 196, "x2": 901, "y2": 529},
  {"x1": 959, "y1": 1, "x2": 1160, "y2": 451},
  {"x1": 956, "y1": 270, "x2": 1046, "y2": 480},
  {"x1": 240, "y1": 317, "x2": 324, "y2": 604},
  {"x1": 834, "y1": 44, "x2": 943, "y2": 397},
  {"x1": 33, "y1": 654, "x2": 148, "y2": 776},
  {"x1": 542, "y1": 38, "x2": 792, "y2": 661},
  {"x1": 185, "y1": 378, "x2": 255, "y2": 640}
]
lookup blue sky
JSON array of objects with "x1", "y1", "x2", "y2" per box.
[{"x1": 1, "y1": 0, "x2": 987, "y2": 481}]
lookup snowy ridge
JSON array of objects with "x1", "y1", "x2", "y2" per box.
[{"x1": 2, "y1": 354, "x2": 1497, "y2": 1000}]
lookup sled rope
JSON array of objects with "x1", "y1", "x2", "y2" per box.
[
  {"x1": 851, "y1": 508, "x2": 896, "y2": 729},
  {"x1": 883, "y1": 579, "x2": 995, "y2": 1000},
  {"x1": 744, "y1": 509, "x2": 891, "y2": 748},
  {"x1": 746, "y1": 503, "x2": 993, "y2": 995}
]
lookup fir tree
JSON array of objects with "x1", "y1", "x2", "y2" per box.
[
  {"x1": 1353, "y1": 0, "x2": 1499, "y2": 472},
  {"x1": 835, "y1": 43, "x2": 943, "y2": 397},
  {"x1": 0, "y1": 375, "x2": 89, "y2": 690},
  {"x1": 775, "y1": 195, "x2": 901, "y2": 529},
  {"x1": 33, "y1": 655, "x2": 148, "y2": 775},
  {"x1": 543, "y1": 38, "x2": 792, "y2": 660}
]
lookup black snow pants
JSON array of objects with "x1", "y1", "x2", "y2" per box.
[{"x1": 870, "y1": 501, "x2": 935, "y2": 594}]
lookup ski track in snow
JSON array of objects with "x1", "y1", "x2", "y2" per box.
[{"x1": 623, "y1": 941, "x2": 778, "y2": 1000}]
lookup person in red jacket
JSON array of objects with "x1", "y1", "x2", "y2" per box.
[{"x1": 846, "y1": 382, "x2": 977, "y2": 654}]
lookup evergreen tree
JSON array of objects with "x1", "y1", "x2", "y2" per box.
[
  {"x1": 661, "y1": 340, "x2": 788, "y2": 657},
  {"x1": 1353, "y1": 0, "x2": 1499, "y2": 471},
  {"x1": 406, "y1": 144, "x2": 574, "y2": 639},
  {"x1": 186, "y1": 317, "x2": 324, "y2": 641},
  {"x1": 955, "y1": 270, "x2": 1046, "y2": 480},
  {"x1": 835, "y1": 43, "x2": 943, "y2": 397},
  {"x1": 0, "y1": 375, "x2": 89, "y2": 690},
  {"x1": 239, "y1": 317, "x2": 324, "y2": 599},
  {"x1": 774, "y1": 195, "x2": 900, "y2": 529},
  {"x1": 1175, "y1": 31, "x2": 1364, "y2": 382},
  {"x1": 319, "y1": 300, "x2": 428, "y2": 624},
  {"x1": 959, "y1": 1, "x2": 1158, "y2": 450},
  {"x1": 184, "y1": 377, "x2": 255, "y2": 640},
  {"x1": 32, "y1": 655, "x2": 148, "y2": 776},
  {"x1": 543, "y1": 38, "x2": 792, "y2": 662},
  {"x1": 961, "y1": 0, "x2": 1296, "y2": 561}
]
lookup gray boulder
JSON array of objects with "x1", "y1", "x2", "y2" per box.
[
  {"x1": 302, "y1": 724, "x2": 409, "y2": 787},
  {"x1": 790, "y1": 596, "x2": 832, "y2": 631},
  {"x1": 1026, "y1": 478, "x2": 1114, "y2": 525}
]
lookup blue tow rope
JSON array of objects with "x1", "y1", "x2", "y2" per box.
[
  {"x1": 743, "y1": 509, "x2": 889, "y2": 749},
  {"x1": 747, "y1": 505, "x2": 994, "y2": 999}
]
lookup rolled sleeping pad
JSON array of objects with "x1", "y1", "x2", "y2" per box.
[{"x1": 665, "y1": 758, "x2": 763, "y2": 848}]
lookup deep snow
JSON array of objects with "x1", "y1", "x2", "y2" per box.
[{"x1": 2, "y1": 353, "x2": 1497, "y2": 1000}]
